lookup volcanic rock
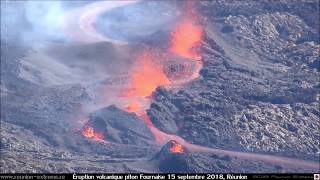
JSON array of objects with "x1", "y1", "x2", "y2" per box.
[
  {"x1": 149, "y1": 140, "x2": 301, "y2": 173},
  {"x1": 87, "y1": 105, "x2": 155, "y2": 145},
  {"x1": 150, "y1": 140, "x2": 192, "y2": 172},
  {"x1": 148, "y1": 0, "x2": 320, "y2": 161},
  {"x1": 152, "y1": 140, "x2": 188, "y2": 159}
]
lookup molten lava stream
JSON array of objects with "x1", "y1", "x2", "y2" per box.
[
  {"x1": 121, "y1": 50, "x2": 187, "y2": 144},
  {"x1": 143, "y1": 16, "x2": 204, "y2": 145}
]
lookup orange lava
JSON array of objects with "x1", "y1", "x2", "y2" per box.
[
  {"x1": 120, "y1": 3, "x2": 204, "y2": 145},
  {"x1": 82, "y1": 126, "x2": 94, "y2": 138},
  {"x1": 84, "y1": 2, "x2": 204, "y2": 146},
  {"x1": 82, "y1": 126, "x2": 104, "y2": 141},
  {"x1": 125, "y1": 101, "x2": 142, "y2": 113},
  {"x1": 130, "y1": 52, "x2": 170, "y2": 97},
  {"x1": 169, "y1": 19, "x2": 203, "y2": 60},
  {"x1": 170, "y1": 141, "x2": 184, "y2": 153}
]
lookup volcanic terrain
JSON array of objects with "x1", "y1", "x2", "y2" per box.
[{"x1": 1, "y1": 0, "x2": 319, "y2": 173}]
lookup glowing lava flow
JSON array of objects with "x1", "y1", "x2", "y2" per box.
[
  {"x1": 68, "y1": 1, "x2": 319, "y2": 171},
  {"x1": 117, "y1": 2, "x2": 205, "y2": 145},
  {"x1": 121, "y1": 51, "x2": 173, "y2": 142}
]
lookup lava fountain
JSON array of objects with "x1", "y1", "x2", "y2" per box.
[
  {"x1": 126, "y1": 51, "x2": 170, "y2": 98},
  {"x1": 169, "y1": 19, "x2": 203, "y2": 61},
  {"x1": 118, "y1": 4, "x2": 204, "y2": 145},
  {"x1": 169, "y1": 1, "x2": 203, "y2": 61}
]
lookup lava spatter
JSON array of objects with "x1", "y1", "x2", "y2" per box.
[
  {"x1": 82, "y1": 126, "x2": 105, "y2": 141},
  {"x1": 169, "y1": 141, "x2": 184, "y2": 153},
  {"x1": 129, "y1": 51, "x2": 170, "y2": 97},
  {"x1": 169, "y1": 19, "x2": 203, "y2": 61}
]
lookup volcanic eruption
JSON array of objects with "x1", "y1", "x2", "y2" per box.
[
  {"x1": 116, "y1": 4, "x2": 204, "y2": 145},
  {"x1": 73, "y1": 2, "x2": 223, "y2": 164},
  {"x1": 82, "y1": 126, "x2": 104, "y2": 141},
  {"x1": 72, "y1": 2, "x2": 319, "y2": 172},
  {"x1": 2, "y1": 0, "x2": 319, "y2": 173},
  {"x1": 78, "y1": 0, "x2": 205, "y2": 148}
]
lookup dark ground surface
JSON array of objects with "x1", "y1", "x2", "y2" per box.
[{"x1": 1, "y1": 0, "x2": 319, "y2": 173}]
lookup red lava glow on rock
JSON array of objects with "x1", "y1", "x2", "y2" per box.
[
  {"x1": 169, "y1": 19, "x2": 203, "y2": 60},
  {"x1": 170, "y1": 141, "x2": 184, "y2": 153},
  {"x1": 82, "y1": 126, "x2": 105, "y2": 141}
]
